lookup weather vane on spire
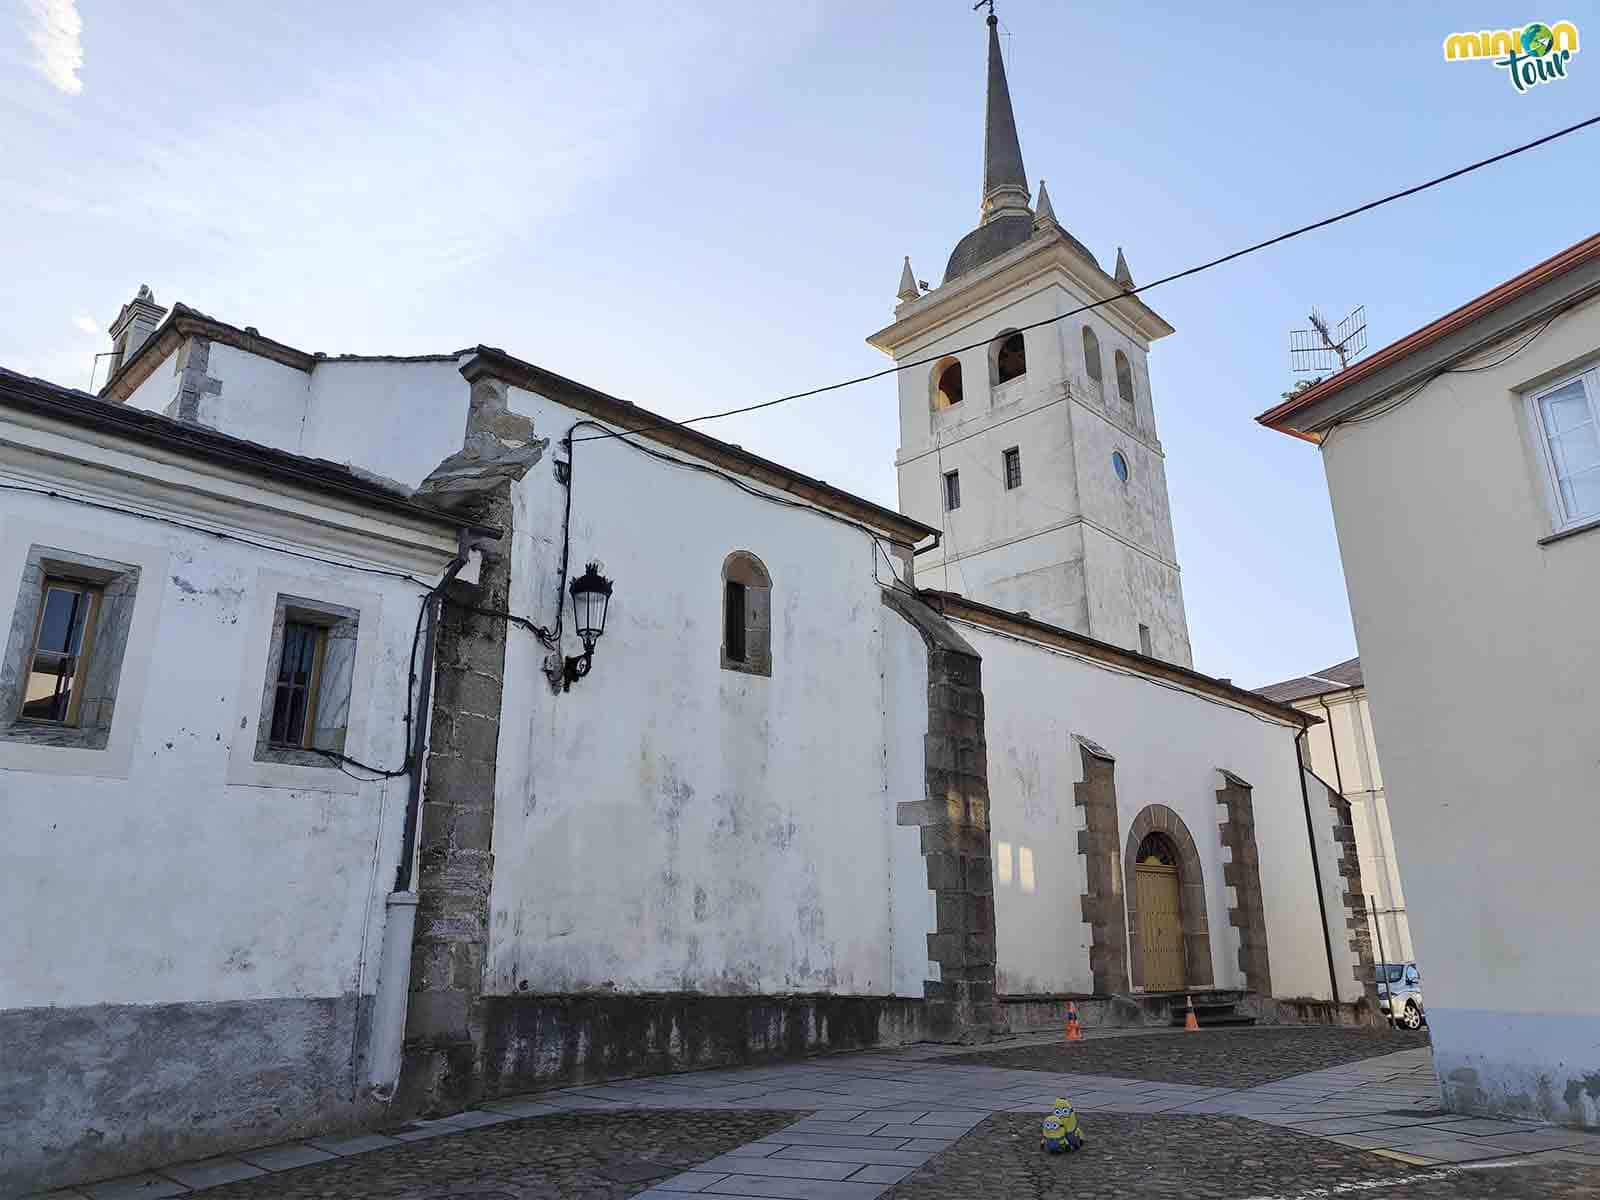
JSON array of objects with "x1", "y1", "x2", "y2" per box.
[{"x1": 973, "y1": 0, "x2": 996, "y2": 18}]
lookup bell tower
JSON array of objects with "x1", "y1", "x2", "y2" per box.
[{"x1": 867, "y1": 10, "x2": 1192, "y2": 666}]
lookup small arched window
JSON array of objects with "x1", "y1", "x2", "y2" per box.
[
  {"x1": 1115, "y1": 350, "x2": 1136, "y2": 411},
  {"x1": 932, "y1": 359, "x2": 963, "y2": 410},
  {"x1": 993, "y1": 331, "x2": 1026, "y2": 385},
  {"x1": 721, "y1": 552, "x2": 771, "y2": 676},
  {"x1": 1082, "y1": 327, "x2": 1103, "y2": 383}
]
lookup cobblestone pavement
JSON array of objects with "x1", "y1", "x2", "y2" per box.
[
  {"x1": 880, "y1": 1113, "x2": 1600, "y2": 1200},
  {"x1": 39, "y1": 1032, "x2": 1600, "y2": 1200},
  {"x1": 946, "y1": 1027, "x2": 1431, "y2": 1088},
  {"x1": 188, "y1": 1110, "x2": 799, "y2": 1200}
]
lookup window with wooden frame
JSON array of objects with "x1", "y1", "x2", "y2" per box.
[
  {"x1": 1, "y1": 545, "x2": 141, "y2": 751},
  {"x1": 269, "y1": 620, "x2": 327, "y2": 748},
  {"x1": 721, "y1": 552, "x2": 772, "y2": 676},
  {"x1": 1529, "y1": 365, "x2": 1600, "y2": 532},
  {"x1": 254, "y1": 595, "x2": 360, "y2": 766},
  {"x1": 21, "y1": 578, "x2": 101, "y2": 724}
]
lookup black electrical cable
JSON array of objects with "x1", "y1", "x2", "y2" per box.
[
  {"x1": 572, "y1": 114, "x2": 1600, "y2": 446},
  {"x1": 451, "y1": 416, "x2": 911, "y2": 658},
  {"x1": 0, "y1": 478, "x2": 463, "y2": 781},
  {"x1": 0, "y1": 481, "x2": 435, "y2": 586},
  {"x1": 1329, "y1": 314, "x2": 1558, "y2": 434}
]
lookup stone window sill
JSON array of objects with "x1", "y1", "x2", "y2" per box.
[
  {"x1": 254, "y1": 745, "x2": 340, "y2": 769},
  {"x1": 1538, "y1": 514, "x2": 1600, "y2": 546},
  {"x1": 2, "y1": 721, "x2": 110, "y2": 751}
]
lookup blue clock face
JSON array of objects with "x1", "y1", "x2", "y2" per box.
[{"x1": 1112, "y1": 451, "x2": 1129, "y2": 483}]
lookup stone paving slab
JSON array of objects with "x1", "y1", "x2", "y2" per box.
[
  {"x1": 157, "y1": 1159, "x2": 264, "y2": 1189},
  {"x1": 49, "y1": 1109, "x2": 802, "y2": 1200},
  {"x1": 943, "y1": 1026, "x2": 1433, "y2": 1089}
]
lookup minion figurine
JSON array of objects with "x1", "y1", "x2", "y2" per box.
[{"x1": 1040, "y1": 1097, "x2": 1085, "y2": 1154}]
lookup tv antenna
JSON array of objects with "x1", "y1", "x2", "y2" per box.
[{"x1": 1290, "y1": 305, "x2": 1367, "y2": 374}]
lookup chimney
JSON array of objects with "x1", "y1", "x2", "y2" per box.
[{"x1": 106, "y1": 285, "x2": 168, "y2": 381}]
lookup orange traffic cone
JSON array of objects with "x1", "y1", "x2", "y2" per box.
[
  {"x1": 1065, "y1": 1001, "x2": 1083, "y2": 1042},
  {"x1": 1183, "y1": 994, "x2": 1200, "y2": 1032}
]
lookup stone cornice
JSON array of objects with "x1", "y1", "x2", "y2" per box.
[
  {"x1": 462, "y1": 348, "x2": 938, "y2": 549},
  {"x1": 868, "y1": 231, "x2": 1175, "y2": 357},
  {"x1": 101, "y1": 303, "x2": 317, "y2": 403},
  {"x1": 921, "y1": 589, "x2": 1311, "y2": 728},
  {"x1": 1, "y1": 406, "x2": 465, "y2": 578}
]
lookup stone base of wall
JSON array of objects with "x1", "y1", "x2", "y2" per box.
[
  {"x1": 1, "y1": 995, "x2": 380, "y2": 1196},
  {"x1": 1242, "y1": 994, "x2": 1382, "y2": 1027},
  {"x1": 999, "y1": 991, "x2": 1380, "y2": 1033},
  {"x1": 471, "y1": 993, "x2": 931, "y2": 1101}
]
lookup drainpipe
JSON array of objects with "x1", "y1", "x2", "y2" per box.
[
  {"x1": 1295, "y1": 726, "x2": 1342, "y2": 1007},
  {"x1": 367, "y1": 531, "x2": 477, "y2": 1098}
]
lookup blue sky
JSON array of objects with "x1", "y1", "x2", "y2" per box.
[{"x1": 4, "y1": 2, "x2": 1595, "y2": 686}]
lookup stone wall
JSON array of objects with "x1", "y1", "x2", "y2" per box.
[
  {"x1": 884, "y1": 590, "x2": 1000, "y2": 1042},
  {"x1": 1074, "y1": 739, "x2": 1128, "y2": 995},
  {"x1": 397, "y1": 486, "x2": 513, "y2": 1117},
  {"x1": 1325, "y1": 781, "x2": 1379, "y2": 1008},
  {"x1": 1216, "y1": 770, "x2": 1272, "y2": 995}
]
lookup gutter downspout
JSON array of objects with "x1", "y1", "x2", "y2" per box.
[
  {"x1": 1296, "y1": 725, "x2": 1342, "y2": 1007},
  {"x1": 367, "y1": 532, "x2": 476, "y2": 1098}
]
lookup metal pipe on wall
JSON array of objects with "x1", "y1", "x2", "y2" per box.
[{"x1": 1296, "y1": 727, "x2": 1342, "y2": 1006}]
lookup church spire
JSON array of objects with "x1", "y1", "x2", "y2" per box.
[{"x1": 980, "y1": 9, "x2": 1030, "y2": 224}]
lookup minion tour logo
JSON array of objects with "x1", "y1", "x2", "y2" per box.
[{"x1": 1444, "y1": 21, "x2": 1580, "y2": 92}]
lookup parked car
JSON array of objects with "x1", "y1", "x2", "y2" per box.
[{"x1": 1376, "y1": 961, "x2": 1425, "y2": 1029}]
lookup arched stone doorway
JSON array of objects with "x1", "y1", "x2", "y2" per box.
[{"x1": 1124, "y1": 805, "x2": 1214, "y2": 992}]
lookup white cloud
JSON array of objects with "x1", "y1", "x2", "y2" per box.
[
  {"x1": 24, "y1": 0, "x2": 84, "y2": 96},
  {"x1": 73, "y1": 313, "x2": 97, "y2": 334}
]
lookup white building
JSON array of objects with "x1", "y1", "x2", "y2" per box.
[
  {"x1": 1259, "y1": 232, "x2": 1600, "y2": 1128},
  {"x1": 0, "y1": 364, "x2": 481, "y2": 1191},
  {"x1": 1257, "y1": 658, "x2": 1414, "y2": 968},
  {"x1": 5, "y1": 17, "x2": 1382, "y2": 1194}
]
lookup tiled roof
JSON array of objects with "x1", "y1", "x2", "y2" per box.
[{"x1": 1254, "y1": 657, "x2": 1364, "y2": 704}]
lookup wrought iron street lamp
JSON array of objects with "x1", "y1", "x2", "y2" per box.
[{"x1": 562, "y1": 562, "x2": 612, "y2": 691}]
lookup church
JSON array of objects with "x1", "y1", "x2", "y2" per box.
[{"x1": 0, "y1": 15, "x2": 1375, "y2": 1194}]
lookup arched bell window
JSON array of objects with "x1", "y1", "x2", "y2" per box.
[
  {"x1": 1115, "y1": 350, "x2": 1137, "y2": 412},
  {"x1": 721, "y1": 551, "x2": 772, "y2": 677},
  {"x1": 992, "y1": 331, "x2": 1026, "y2": 385},
  {"x1": 931, "y1": 358, "x2": 964, "y2": 410},
  {"x1": 1082, "y1": 327, "x2": 1103, "y2": 383}
]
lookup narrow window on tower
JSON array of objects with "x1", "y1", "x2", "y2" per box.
[
  {"x1": 1082, "y1": 326, "x2": 1103, "y2": 383},
  {"x1": 1003, "y1": 447, "x2": 1022, "y2": 490},
  {"x1": 1139, "y1": 623, "x2": 1153, "y2": 657},
  {"x1": 943, "y1": 470, "x2": 961, "y2": 511}
]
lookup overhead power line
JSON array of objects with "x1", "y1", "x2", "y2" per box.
[{"x1": 574, "y1": 113, "x2": 1600, "y2": 444}]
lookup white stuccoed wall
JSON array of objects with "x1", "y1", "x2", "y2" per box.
[
  {"x1": 1320, "y1": 291, "x2": 1600, "y2": 1125},
  {"x1": 115, "y1": 343, "x2": 473, "y2": 492},
  {"x1": 1, "y1": 490, "x2": 423, "y2": 1012},
  {"x1": 303, "y1": 359, "x2": 471, "y2": 489},
  {"x1": 484, "y1": 386, "x2": 936, "y2": 999},
  {"x1": 957, "y1": 619, "x2": 1348, "y2": 1002}
]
